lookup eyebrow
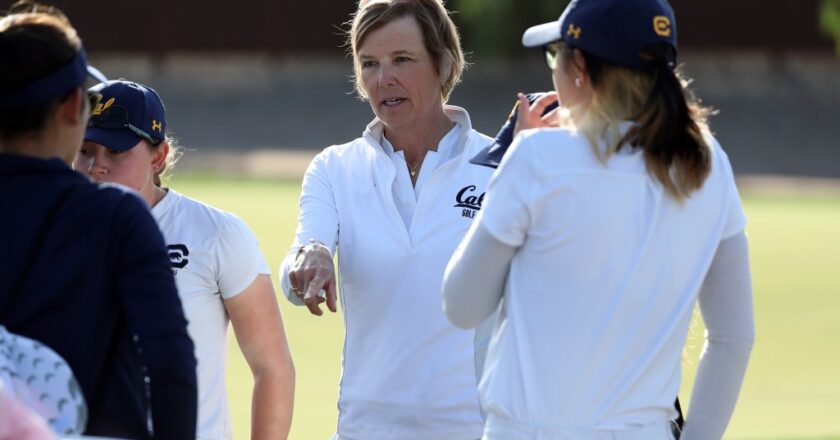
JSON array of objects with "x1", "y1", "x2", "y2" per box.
[{"x1": 358, "y1": 49, "x2": 417, "y2": 59}]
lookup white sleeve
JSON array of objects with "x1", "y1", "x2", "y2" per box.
[
  {"x1": 215, "y1": 214, "x2": 271, "y2": 299},
  {"x1": 479, "y1": 133, "x2": 534, "y2": 247},
  {"x1": 715, "y1": 141, "x2": 747, "y2": 239},
  {"x1": 443, "y1": 216, "x2": 517, "y2": 329},
  {"x1": 681, "y1": 231, "x2": 755, "y2": 440},
  {"x1": 279, "y1": 151, "x2": 339, "y2": 305}
]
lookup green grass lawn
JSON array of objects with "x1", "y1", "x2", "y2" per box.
[{"x1": 168, "y1": 173, "x2": 840, "y2": 440}]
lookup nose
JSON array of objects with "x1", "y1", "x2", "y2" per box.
[
  {"x1": 378, "y1": 63, "x2": 397, "y2": 87},
  {"x1": 87, "y1": 154, "x2": 107, "y2": 178}
]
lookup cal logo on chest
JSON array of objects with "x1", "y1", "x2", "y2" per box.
[{"x1": 454, "y1": 185, "x2": 485, "y2": 219}]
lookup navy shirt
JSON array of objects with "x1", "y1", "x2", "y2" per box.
[{"x1": 0, "y1": 153, "x2": 197, "y2": 439}]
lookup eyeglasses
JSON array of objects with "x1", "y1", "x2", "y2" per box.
[
  {"x1": 87, "y1": 105, "x2": 162, "y2": 146},
  {"x1": 543, "y1": 42, "x2": 563, "y2": 70}
]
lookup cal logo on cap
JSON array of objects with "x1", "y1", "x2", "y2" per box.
[
  {"x1": 653, "y1": 16, "x2": 671, "y2": 37},
  {"x1": 92, "y1": 97, "x2": 114, "y2": 116}
]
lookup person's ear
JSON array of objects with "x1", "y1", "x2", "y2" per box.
[
  {"x1": 439, "y1": 56, "x2": 453, "y2": 87},
  {"x1": 570, "y1": 49, "x2": 589, "y2": 86},
  {"x1": 150, "y1": 140, "x2": 169, "y2": 173}
]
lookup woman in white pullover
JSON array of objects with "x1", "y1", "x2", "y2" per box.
[
  {"x1": 279, "y1": 1, "x2": 495, "y2": 439},
  {"x1": 443, "y1": 0, "x2": 755, "y2": 438}
]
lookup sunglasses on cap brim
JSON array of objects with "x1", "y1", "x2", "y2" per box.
[
  {"x1": 543, "y1": 41, "x2": 566, "y2": 70},
  {"x1": 87, "y1": 104, "x2": 163, "y2": 147}
]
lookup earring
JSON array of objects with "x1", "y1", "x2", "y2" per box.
[{"x1": 575, "y1": 77, "x2": 582, "y2": 88}]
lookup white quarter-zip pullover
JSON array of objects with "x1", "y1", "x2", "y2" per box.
[{"x1": 280, "y1": 106, "x2": 494, "y2": 440}]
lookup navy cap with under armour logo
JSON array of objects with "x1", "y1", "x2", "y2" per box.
[
  {"x1": 522, "y1": 0, "x2": 678, "y2": 70},
  {"x1": 85, "y1": 80, "x2": 167, "y2": 152}
]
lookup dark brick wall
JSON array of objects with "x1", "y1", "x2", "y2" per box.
[
  {"x1": 670, "y1": 0, "x2": 833, "y2": 51},
  {"x1": 5, "y1": 0, "x2": 357, "y2": 54},
  {"x1": 3, "y1": 0, "x2": 833, "y2": 54}
]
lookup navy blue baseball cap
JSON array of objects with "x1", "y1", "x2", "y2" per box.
[
  {"x1": 85, "y1": 80, "x2": 166, "y2": 152},
  {"x1": 522, "y1": 0, "x2": 678, "y2": 70},
  {"x1": 470, "y1": 92, "x2": 559, "y2": 169}
]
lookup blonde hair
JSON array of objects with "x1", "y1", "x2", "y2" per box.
[
  {"x1": 561, "y1": 46, "x2": 712, "y2": 200},
  {"x1": 152, "y1": 134, "x2": 183, "y2": 187},
  {"x1": 347, "y1": 0, "x2": 465, "y2": 102}
]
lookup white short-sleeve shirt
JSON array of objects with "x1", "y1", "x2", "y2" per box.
[
  {"x1": 153, "y1": 189, "x2": 270, "y2": 440},
  {"x1": 477, "y1": 127, "x2": 746, "y2": 431}
]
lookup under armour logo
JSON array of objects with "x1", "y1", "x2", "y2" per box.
[
  {"x1": 152, "y1": 120, "x2": 162, "y2": 132},
  {"x1": 567, "y1": 23, "x2": 582, "y2": 39},
  {"x1": 167, "y1": 244, "x2": 190, "y2": 269}
]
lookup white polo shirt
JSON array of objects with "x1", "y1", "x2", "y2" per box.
[
  {"x1": 153, "y1": 189, "x2": 270, "y2": 440},
  {"x1": 280, "y1": 106, "x2": 494, "y2": 440},
  {"x1": 477, "y1": 127, "x2": 746, "y2": 433}
]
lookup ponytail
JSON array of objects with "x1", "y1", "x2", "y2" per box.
[
  {"x1": 624, "y1": 61, "x2": 712, "y2": 199},
  {"x1": 567, "y1": 44, "x2": 713, "y2": 200}
]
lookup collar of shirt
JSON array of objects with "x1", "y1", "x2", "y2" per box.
[
  {"x1": 380, "y1": 122, "x2": 462, "y2": 229},
  {"x1": 151, "y1": 187, "x2": 177, "y2": 218},
  {"x1": 362, "y1": 105, "x2": 474, "y2": 159}
]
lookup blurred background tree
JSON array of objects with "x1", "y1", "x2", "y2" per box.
[
  {"x1": 449, "y1": 0, "x2": 568, "y2": 59},
  {"x1": 821, "y1": 0, "x2": 840, "y2": 55}
]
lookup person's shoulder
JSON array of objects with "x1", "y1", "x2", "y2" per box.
[
  {"x1": 91, "y1": 182, "x2": 149, "y2": 212},
  {"x1": 519, "y1": 126, "x2": 582, "y2": 146},
  {"x1": 703, "y1": 132, "x2": 736, "y2": 178},
  {"x1": 165, "y1": 189, "x2": 243, "y2": 234},
  {"x1": 466, "y1": 127, "x2": 494, "y2": 144},
  {"x1": 705, "y1": 133, "x2": 728, "y2": 162},
  {"x1": 462, "y1": 127, "x2": 495, "y2": 156},
  {"x1": 310, "y1": 136, "x2": 373, "y2": 174},
  {"x1": 518, "y1": 127, "x2": 588, "y2": 160},
  {"x1": 326, "y1": 136, "x2": 373, "y2": 159},
  {"x1": 90, "y1": 184, "x2": 166, "y2": 251}
]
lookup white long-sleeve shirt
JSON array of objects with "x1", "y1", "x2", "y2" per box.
[
  {"x1": 280, "y1": 106, "x2": 495, "y2": 440},
  {"x1": 443, "y1": 126, "x2": 755, "y2": 439}
]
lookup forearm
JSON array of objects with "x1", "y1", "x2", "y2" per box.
[
  {"x1": 281, "y1": 154, "x2": 339, "y2": 305},
  {"x1": 680, "y1": 337, "x2": 753, "y2": 440},
  {"x1": 681, "y1": 232, "x2": 755, "y2": 440},
  {"x1": 250, "y1": 363, "x2": 295, "y2": 440},
  {"x1": 227, "y1": 276, "x2": 296, "y2": 439}
]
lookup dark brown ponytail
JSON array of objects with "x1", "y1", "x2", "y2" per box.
[
  {"x1": 568, "y1": 43, "x2": 713, "y2": 200},
  {"x1": 622, "y1": 59, "x2": 712, "y2": 199}
]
